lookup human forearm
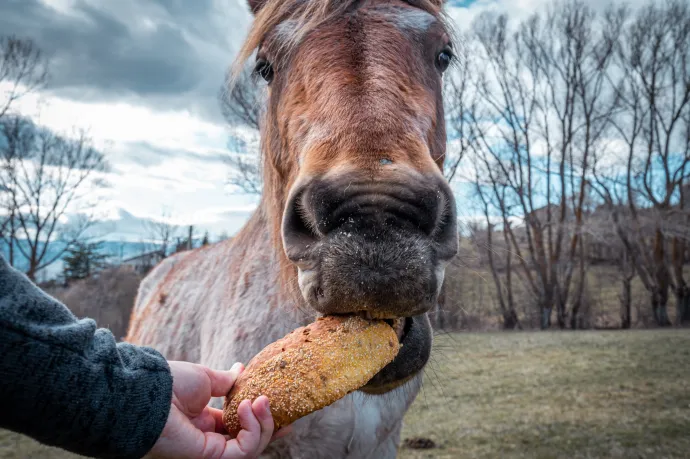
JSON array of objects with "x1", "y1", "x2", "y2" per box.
[{"x1": 0, "y1": 257, "x2": 173, "y2": 459}]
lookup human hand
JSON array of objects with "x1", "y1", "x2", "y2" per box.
[{"x1": 148, "y1": 361, "x2": 291, "y2": 459}]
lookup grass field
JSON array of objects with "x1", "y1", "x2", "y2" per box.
[
  {"x1": 398, "y1": 329, "x2": 690, "y2": 459},
  {"x1": 1, "y1": 330, "x2": 689, "y2": 459}
]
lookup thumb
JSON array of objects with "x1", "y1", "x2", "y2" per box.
[{"x1": 204, "y1": 362, "x2": 245, "y2": 397}]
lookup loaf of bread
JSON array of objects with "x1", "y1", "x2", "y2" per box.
[{"x1": 222, "y1": 315, "x2": 400, "y2": 436}]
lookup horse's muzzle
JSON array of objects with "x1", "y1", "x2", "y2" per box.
[{"x1": 281, "y1": 168, "x2": 458, "y2": 318}]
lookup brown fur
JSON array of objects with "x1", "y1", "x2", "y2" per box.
[{"x1": 127, "y1": 1, "x2": 458, "y2": 457}]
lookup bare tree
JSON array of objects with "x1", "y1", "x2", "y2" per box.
[
  {"x1": 219, "y1": 64, "x2": 263, "y2": 131},
  {"x1": 0, "y1": 115, "x2": 32, "y2": 266},
  {"x1": 472, "y1": 168, "x2": 521, "y2": 329},
  {"x1": 142, "y1": 207, "x2": 180, "y2": 257},
  {"x1": 0, "y1": 35, "x2": 48, "y2": 120},
  {"x1": 445, "y1": 39, "x2": 519, "y2": 328},
  {"x1": 449, "y1": 11, "x2": 547, "y2": 328},
  {"x1": 443, "y1": 66, "x2": 473, "y2": 184},
  {"x1": 632, "y1": 0, "x2": 690, "y2": 326},
  {"x1": 595, "y1": 0, "x2": 690, "y2": 326},
  {"x1": 225, "y1": 127, "x2": 262, "y2": 194},
  {"x1": 619, "y1": 249, "x2": 636, "y2": 328},
  {"x1": 0, "y1": 115, "x2": 108, "y2": 280},
  {"x1": 446, "y1": 0, "x2": 619, "y2": 329},
  {"x1": 0, "y1": 36, "x2": 49, "y2": 251},
  {"x1": 172, "y1": 225, "x2": 196, "y2": 253},
  {"x1": 541, "y1": 0, "x2": 620, "y2": 329},
  {"x1": 219, "y1": 64, "x2": 265, "y2": 194}
]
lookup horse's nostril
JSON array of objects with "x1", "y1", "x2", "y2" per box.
[
  {"x1": 282, "y1": 187, "x2": 321, "y2": 262},
  {"x1": 306, "y1": 179, "x2": 444, "y2": 237},
  {"x1": 282, "y1": 173, "x2": 458, "y2": 266}
]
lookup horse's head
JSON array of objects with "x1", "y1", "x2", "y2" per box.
[{"x1": 235, "y1": 0, "x2": 458, "y2": 394}]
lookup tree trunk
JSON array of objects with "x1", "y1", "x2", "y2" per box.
[
  {"x1": 541, "y1": 304, "x2": 552, "y2": 330},
  {"x1": 8, "y1": 237, "x2": 14, "y2": 267},
  {"x1": 556, "y1": 299, "x2": 567, "y2": 329},
  {"x1": 502, "y1": 226, "x2": 519, "y2": 330},
  {"x1": 682, "y1": 294, "x2": 690, "y2": 325},
  {"x1": 570, "y1": 238, "x2": 588, "y2": 330},
  {"x1": 570, "y1": 299, "x2": 581, "y2": 330},
  {"x1": 26, "y1": 251, "x2": 39, "y2": 281},
  {"x1": 652, "y1": 287, "x2": 671, "y2": 327},
  {"x1": 671, "y1": 236, "x2": 688, "y2": 326},
  {"x1": 651, "y1": 229, "x2": 671, "y2": 327},
  {"x1": 8, "y1": 208, "x2": 15, "y2": 266},
  {"x1": 620, "y1": 277, "x2": 632, "y2": 329},
  {"x1": 187, "y1": 225, "x2": 194, "y2": 250},
  {"x1": 503, "y1": 309, "x2": 519, "y2": 330},
  {"x1": 675, "y1": 285, "x2": 690, "y2": 326}
]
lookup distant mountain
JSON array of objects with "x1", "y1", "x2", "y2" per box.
[
  {"x1": 2, "y1": 205, "x2": 255, "y2": 281},
  {"x1": 79, "y1": 207, "x2": 255, "y2": 244}
]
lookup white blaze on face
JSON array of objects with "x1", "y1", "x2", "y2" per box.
[
  {"x1": 274, "y1": 18, "x2": 300, "y2": 43},
  {"x1": 297, "y1": 121, "x2": 332, "y2": 168},
  {"x1": 387, "y1": 7, "x2": 436, "y2": 33}
]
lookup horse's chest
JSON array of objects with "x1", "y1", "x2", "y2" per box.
[
  {"x1": 190, "y1": 256, "x2": 420, "y2": 459},
  {"x1": 258, "y1": 388, "x2": 414, "y2": 459}
]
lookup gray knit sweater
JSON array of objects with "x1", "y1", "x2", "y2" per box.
[{"x1": 0, "y1": 255, "x2": 172, "y2": 458}]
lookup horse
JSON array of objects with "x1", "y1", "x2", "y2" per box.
[{"x1": 125, "y1": 1, "x2": 459, "y2": 457}]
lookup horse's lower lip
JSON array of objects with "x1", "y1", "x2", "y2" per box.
[
  {"x1": 383, "y1": 318, "x2": 408, "y2": 342},
  {"x1": 358, "y1": 314, "x2": 429, "y2": 395},
  {"x1": 357, "y1": 312, "x2": 408, "y2": 342}
]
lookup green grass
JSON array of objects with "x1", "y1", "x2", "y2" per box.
[{"x1": 2, "y1": 330, "x2": 689, "y2": 459}]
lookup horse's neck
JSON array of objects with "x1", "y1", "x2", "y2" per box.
[{"x1": 199, "y1": 206, "x2": 313, "y2": 368}]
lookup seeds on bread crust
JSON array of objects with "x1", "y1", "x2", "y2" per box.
[{"x1": 222, "y1": 315, "x2": 400, "y2": 435}]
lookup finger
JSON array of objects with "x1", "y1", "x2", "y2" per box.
[
  {"x1": 228, "y1": 399, "x2": 261, "y2": 456},
  {"x1": 204, "y1": 362, "x2": 244, "y2": 398},
  {"x1": 207, "y1": 407, "x2": 230, "y2": 434},
  {"x1": 200, "y1": 432, "x2": 236, "y2": 459},
  {"x1": 252, "y1": 396, "x2": 275, "y2": 453}
]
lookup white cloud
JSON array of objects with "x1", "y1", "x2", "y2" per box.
[
  {"x1": 11, "y1": 89, "x2": 228, "y2": 153},
  {"x1": 4, "y1": 0, "x2": 649, "y2": 252},
  {"x1": 446, "y1": 0, "x2": 649, "y2": 32},
  {"x1": 3, "y1": 81, "x2": 257, "y2": 239}
]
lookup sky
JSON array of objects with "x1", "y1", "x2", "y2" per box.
[{"x1": 0, "y1": 0, "x2": 645, "y2": 242}]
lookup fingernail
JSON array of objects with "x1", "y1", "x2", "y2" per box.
[{"x1": 230, "y1": 362, "x2": 243, "y2": 372}]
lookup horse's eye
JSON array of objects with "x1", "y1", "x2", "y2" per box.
[
  {"x1": 436, "y1": 47, "x2": 453, "y2": 73},
  {"x1": 254, "y1": 59, "x2": 274, "y2": 83}
]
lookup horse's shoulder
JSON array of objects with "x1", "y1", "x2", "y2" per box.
[
  {"x1": 135, "y1": 238, "x2": 240, "y2": 303},
  {"x1": 134, "y1": 251, "x2": 191, "y2": 306},
  {"x1": 125, "y1": 239, "x2": 241, "y2": 345}
]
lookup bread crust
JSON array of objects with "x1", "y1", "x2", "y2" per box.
[{"x1": 222, "y1": 315, "x2": 400, "y2": 436}]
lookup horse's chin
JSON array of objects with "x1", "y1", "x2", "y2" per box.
[
  {"x1": 358, "y1": 313, "x2": 432, "y2": 395},
  {"x1": 289, "y1": 224, "x2": 438, "y2": 395}
]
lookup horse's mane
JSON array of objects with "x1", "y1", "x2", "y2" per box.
[{"x1": 230, "y1": 0, "x2": 449, "y2": 85}]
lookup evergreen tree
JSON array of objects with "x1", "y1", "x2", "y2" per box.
[{"x1": 62, "y1": 241, "x2": 109, "y2": 282}]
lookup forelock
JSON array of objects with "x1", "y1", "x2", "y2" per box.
[{"x1": 228, "y1": 0, "x2": 452, "y2": 89}]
